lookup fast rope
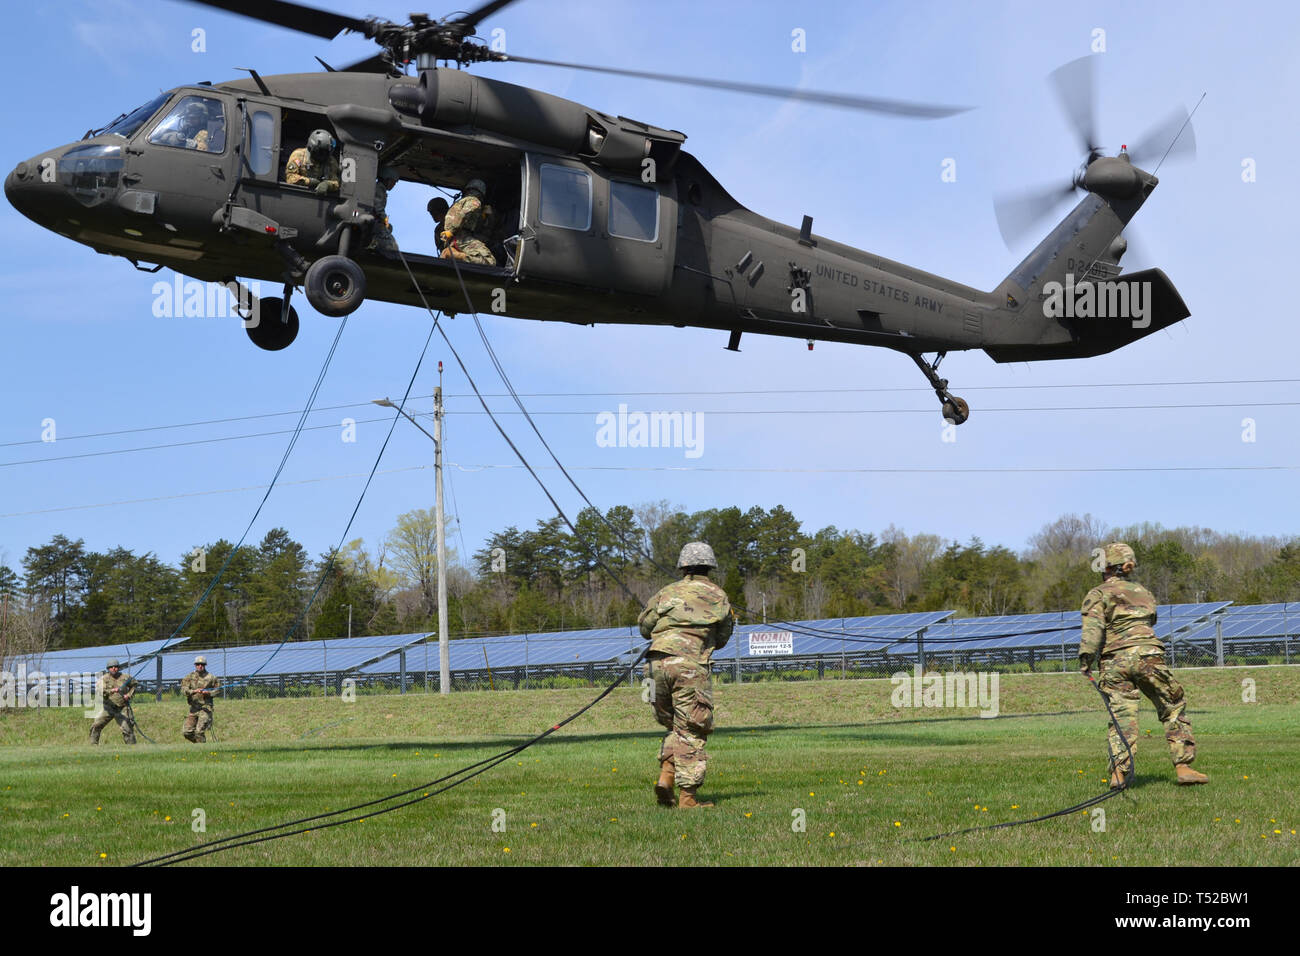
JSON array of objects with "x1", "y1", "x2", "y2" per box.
[
  {"x1": 917, "y1": 672, "x2": 1134, "y2": 841},
  {"x1": 130, "y1": 248, "x2": 658, "y2": 864},
  {"x1": 132, "y1": 647, "x2": 643, "y2": 866}
]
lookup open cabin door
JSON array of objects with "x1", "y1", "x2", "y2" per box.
[{"x1": 517, "y1": 152, "x2": 676, "y2": 296}]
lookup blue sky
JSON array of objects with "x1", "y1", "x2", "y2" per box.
[{"x1": 2, "y1": 0, "x2": 1298, "y2": 578}]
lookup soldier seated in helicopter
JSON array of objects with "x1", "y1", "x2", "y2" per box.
[
  {"x1": 439, "y1": 178, "x2": 497, "y2": 266},
  {"x1": 148, "y1": 96, "x2": 224, "y2": 152},
  {"x1": 284, "y1": 129, "x2": 341, "y2": 194}
]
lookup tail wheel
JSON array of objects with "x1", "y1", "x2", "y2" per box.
[
  {"x1": 304, "y1": 255, "x2": 367, "y2": 317},
  {"x1": 245, "y1": 297, "x2": 299, "y2": 351},
  {"x1": 942, "y1": 397, "x2": 970, "y2": 425}
]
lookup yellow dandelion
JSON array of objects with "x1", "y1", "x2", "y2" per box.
[
  {"x1": 1270, "y1": 818, "x2": 1276, "y2": 823},
  {"x1": 503, "y1": 847, "x2": 511, "y2": 853},
  {"x1": 950, "y1": 846, "x2": 956, "y2": 852},
  {"x1": 1243, "y1": 775, "x2": 1249, "y2": 780},
  {"x1": 829, "y1": 832, "x2": 835, "y2": 837},
  {"x1": 1214, "y1": 817, "x2": 1220, "y2": 822},
  {"x1": 164, "y1": 816, "x2": 171, "y2": 822},
  {"x1": 893, "y1": 821, "x2": 901, "y2": 827},
  {"x1": 62, "y1": 813, "x2": 69, "y2": 818},
  {"x1": 1291, "y1": 830, "x2": 1296, "y2": 835},
  {"x1": 1274, "y1": 830, "x2": 1282, "y2": 835},
  {"x1": 392, "y1": 773, "x2": 397, "y2": 778},
  {"x1": 744, "y1": 812, "x2": 752, "y2": 818},
  {"x1": 810, "y1": 792, "x2": 815, "y2": 796},
  {"x1": 680, "y1": 834, "x2": 687, "y2": 840},
  {"x1": 530, "y1": 822, "x2": 538, "y2": 828},
  {"x1": 610, "y1": 817, "x2": 618, "y2": 823},
  {"x1": 1011, "y1": 805, "x2": 1020, "y2": 809},
  {"x1": 857, "y1": 780, "x2": 864, "y2": 786},
  {"x1": 99, "y1": 853, "x2": 106, "y2": 859},
  {"x1": 1235, "y1": 818, "x2": 1241, "y2": 823},
  {"x1": 611, "y1": 767, "x2": 618, "y2": 773},
  {"x1": 96, "y1": 806, "x2": 102, "y2": 811}
]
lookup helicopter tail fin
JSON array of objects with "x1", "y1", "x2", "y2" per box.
[{"x1": 984, "y1": 192, "x2": 1189, "y2": 362}]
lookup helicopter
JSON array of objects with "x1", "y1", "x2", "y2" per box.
[{"x1": 4, "y1": 0, "x2": 1195, "y2": 425}]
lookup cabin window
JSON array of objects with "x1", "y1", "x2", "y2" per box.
[
  {"x1": 538, "y1": 164, "x2": 591, "y2": 231},
  {"x1": 609, "y1": 181, "x2": 658, "y2": 242},
  {"x1": 148, "y1": 95, "x2": 227, "y2": 153},
  {"x1": 248, "y1": 111, "x2": 275, "y2": 176}
]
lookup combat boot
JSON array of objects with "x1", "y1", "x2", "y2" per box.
[
  {"x1": 1109, "y1": 769, "x2": 1128, "y2": 789},
  {"x1": 182, "y1": 732, "x2": 196, "y2": 743},
  {"x1": 678, "y1": 787, "x2": 714, "y2": 809},
  {"x1": 1175, "y1": 764, "x2": 1208, "y2": 785},
  {"x1": 654, "y1": 761, "x2": 675, "y2": 807}
]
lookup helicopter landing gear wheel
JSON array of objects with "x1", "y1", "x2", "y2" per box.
[
  {"x1": 246, "y1": 296, "x2": 299, "y2": 351},
  {"x1": 941, "y1": 397, "x2": 969, "y2": 425},
  {"x1": 909, "y1": 351, "x2": 970, "y2": 425},
  {"x1": 305, "y1": 255, "x2": 367, "y2": 317}
]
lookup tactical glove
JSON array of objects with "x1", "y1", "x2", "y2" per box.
[{"x1": 1079, "y1": 653, "x2": 1094, "y2": 677}]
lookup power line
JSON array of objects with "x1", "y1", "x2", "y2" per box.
[
  {"x1": 5, "y1": 401, "x2": 1298, "y2": 469},
  {"x1": 4, "y1": 460, "x2": 1297, "y2": 519},
  {"x1": 4, "y1": 377, "x2": 1297, "y2": 448}
]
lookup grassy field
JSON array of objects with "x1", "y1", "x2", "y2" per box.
[{"x1": 1, "y1": 667, "x2": 1297, "y2": 866}]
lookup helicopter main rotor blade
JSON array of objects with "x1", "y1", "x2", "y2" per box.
[
  {"x1": 993, "y1": 181, "x2": 1077, "y2": 247},
  {"x1": 1126, "y1": 105, "x2": 1197, "y2": 170},
  {"x1": 505, "y1": 55, "x2": 972, "y2": 118},
  {"x1": 338, "y1": 53, "x2": 397, "y2": 74},
  {"x1": 1048, "y1": 54, "x2": 1100, "y2": 159},
  {"x1": 182, "y1": 0, "x2": 370, "y2": 40},
  {"x1": 450, "y1": 0, "x2": 523, "y2": 29}
]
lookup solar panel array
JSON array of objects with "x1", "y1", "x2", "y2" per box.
[
  {"x1": 153, "y1": 633, "x2": 431, "y2": 681},
  {"x1": 19, "y1": 602, "x2": 1295, "y2": 686},
  {"x1": 6, "y1": 637, "x2": 191, "y2": 675}
]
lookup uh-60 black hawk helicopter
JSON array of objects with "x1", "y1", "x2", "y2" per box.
[{"x1": 5, "y1": 0, "x2": 1196, "y2": 425}]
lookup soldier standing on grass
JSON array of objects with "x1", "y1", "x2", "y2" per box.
[
  {"x1": 639, "y1": 542, "x2": 735, "y2": 809},
  {"x1": 89, "y1": 660, "x2": 138, "y2": 745},
  {"x1": 181, "y1": 656, "x2": 220, "y2": 744},
  {"x1": 1079, "y1": 542, "x2": 1207, "y2": 788}
]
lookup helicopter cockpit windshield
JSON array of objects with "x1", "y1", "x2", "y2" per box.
[{"x1": 91, "y1": 92, "x2": 171, "y2": 140}]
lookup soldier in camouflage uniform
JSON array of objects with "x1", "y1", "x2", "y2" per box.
[
  {"x1": 180, "y1": 656, "x2": 220, "y2": 744},
  {"x1": 439, "y1": 179, "x2": 497, "y2": 266},
  {"x1": 284, "y1": 129, "x2": 341, "y2": 194},
  {"x1": 1080, "y1": 542, "x2": 1207, "y2": 787},
  {"x1": 639, "y1": 542, "x2": 735, "y2": 808},
  {"x1": 427, "y1": 197, "x2": 450, "y2": 252},
  {"x1": 89, "y1": 660, "x2": 138, "y2": 745},
  {"x1": 368, "y1": 166, "x2": 400, "y2": 256}
]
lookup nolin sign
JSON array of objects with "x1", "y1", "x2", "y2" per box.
[{"x1": 748, "y1": 631, "x2": 793, "y2": 656}]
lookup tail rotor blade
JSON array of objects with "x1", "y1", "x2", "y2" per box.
[
  {"x1": 994, "y1": 181, "x2": 1078, "y2": 247},
  {"x1": 1048, "y1": 55, "x2": 1100, "y2": 159},
  {"x1": 1126, "y1": 106, "x2": 1197, "y2": 170}
]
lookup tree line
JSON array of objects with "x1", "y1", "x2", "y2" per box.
[{"x1": 2, "y1": 505, "x2": 1298, "y2": 655}]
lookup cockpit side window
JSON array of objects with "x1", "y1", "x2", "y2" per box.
[{"x1": 148, "y1": 95, "x2": 227, "y2": 154}]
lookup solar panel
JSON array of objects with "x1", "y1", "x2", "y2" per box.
[
  {"x1": 7, "y1": 637, "x2": 191, "y2": 677},
  {"x1": 157, "y1": 633, "x2": 431, "y2": 680}
]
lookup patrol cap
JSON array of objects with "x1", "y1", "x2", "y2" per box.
[
  {"x1": 194, "y1": 655, "x2": 207, "y2": 665},
  {"x1": 464, "y1": 178, "x2": 487, "y2": 197},
  {"x1": 106, "y1": 659, "x2": 121, "y2": 669},
  {"x1": 677, "y1": 541, "x2": 718, "y2": 570},
  {"x1": 1103, "y1": 542, "x2": 1136, "y2": 568}
]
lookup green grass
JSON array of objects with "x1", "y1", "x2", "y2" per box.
[{"x1": 1, "y1": 667, "x2": 1297, "y2": 866}]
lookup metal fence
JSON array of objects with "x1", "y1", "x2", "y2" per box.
[{"x1": 9, "y1": 607, "x2": 1296, "y2": 702}]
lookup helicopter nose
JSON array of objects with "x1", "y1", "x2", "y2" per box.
[{"x1": 5, "y1": 157, "x2": 48, "y2": 222}]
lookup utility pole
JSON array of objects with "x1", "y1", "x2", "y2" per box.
[
  {"x1": 435, "y1": 364, "x2": 449, "y2": 694},
  {"x1": 344, "y1": 604, "x2": 352, "y2": 640}
]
